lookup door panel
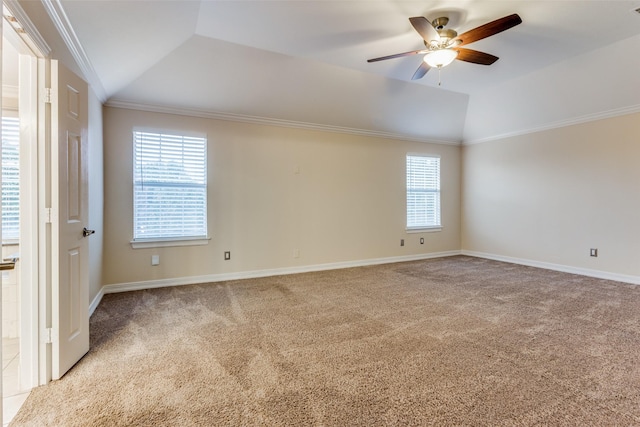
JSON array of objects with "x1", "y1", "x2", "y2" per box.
[
  {"x1": 67, "y1": 132, "x2": 81, "y2": 221},
  {"x1": 51, "y1": 60, "x2": 89, "y2": 380},
  {"x1": 66, "y1": 247, "x2": 81, "y2": 338}
]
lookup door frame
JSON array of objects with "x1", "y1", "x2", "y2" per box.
[
  {"x1": 18, "y1": 45, "x2": 40, "y2": 391},
  {"x1": 3, "y1": 0, "x2": 92, "y2": 397},
  {"x1": 1, "y1": 2, "x2": 51, "y2": 394}
]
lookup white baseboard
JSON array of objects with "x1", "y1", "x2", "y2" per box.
[
  {"x1": 89, "y1": 286, "x2": 105, "y2": 316},
  {"x1": 90, "y1": 249, "x2": 638, "y2": 315},
  {"x1": 462, "y1": 250, "x2": 640, "y2": 285},
  {"x1": 99, "y1": 251, "x2": 462, "y2": 296}
]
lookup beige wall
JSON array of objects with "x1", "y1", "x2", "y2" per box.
[
  {"x1": 102, "y1": 107, "x2": 461, "y2": 286},
  {"x1": 462, "y1": 112, "x2": 640, "y2": 277}
]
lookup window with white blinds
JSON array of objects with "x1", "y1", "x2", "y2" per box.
[
  {"x1": 2, "y1": 116, "x2": 20, "y2": 241},
  {"x1": 133, "y1": 130, "x2": 207, "y2": 241},
  {"x1": 406, "y1": 154, "x2": 441, "y2": 230}
]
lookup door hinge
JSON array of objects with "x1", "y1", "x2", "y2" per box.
[
  {"x1": 44, "y1": 87, "x2": 53, "y2": 104},
  {"x1": 43, "y1": 207, "x2": 54, "y2": 224},
  {"x1": 42, "y1": 327, "x2": 57, "y2": 344}
]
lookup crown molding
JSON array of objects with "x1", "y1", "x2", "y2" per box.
[
  {"x1": 463, "y1": 103, "x2": 640, "y2": 146},
  {"x1": 41, "y1": 0, "x2": 107, "y2": 102},
  {"x1": 4, "y1": 0, "x2": 51, "y2": 57},
  {"x1": 105, "y1": 99, "x2": 462, "y2": 146}
]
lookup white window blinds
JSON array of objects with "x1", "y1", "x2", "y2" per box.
[
  {"x1": 2, "y1": 117, "x2": 20, "y2": 241},
  {"x1": 406, "y1": 154, "x2": 441, "y2": 229},
  {"x1": 133, "y1": 130, "x2": 207, "y2": 240}
]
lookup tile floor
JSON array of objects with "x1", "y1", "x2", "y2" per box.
[{"x1": 3, "y1": 337, "x2": 29, "y2": 426}]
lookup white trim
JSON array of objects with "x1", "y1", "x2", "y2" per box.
[
  {"x1": 37, "y1": 56, "x2": 50, "y2": 385},
  {"x1": 40, "y1": 0, "x2": 107, "y2": 102},
  {"x1": 89, "y1": 287, "x2": 104, "y2": 317},
  {"x1": 462, "y1": 250, "x2": 640, "y2": 285},
  {"x1": 132, "y1": 126, "x2": 206, "y2": 140},
  {"x1": 89, "y1": 250, "x2": 640, "y2": 313},
  {"x1": 464, "y1": 103, "x2": 640, "y2": 146},
  {"x1": 406, "y1": 227, "x2": 442, "y2": 233},
  {"x1": 19, "y1": 53, "x2": 40, "y2": 390},
  {"x1": 101, "y1": 251, "x2": 462, "y2": 294},
  {"x1": 406, "y1": 152, "x2": 441, "y2": 159},
  {"x1": 130, "y1": 237, "x2": 210, "y2": 249},
  {"x1": 106, "y1": 99, "x2": 462, "y2": 146},
  {"x1": 3, "y1": 0, "x2": 51, "y2": 57}
]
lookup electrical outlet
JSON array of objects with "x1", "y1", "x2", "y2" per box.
[
  {"x1": 590, "y1": 248, "x2": 598, "y2": 257},
  {"x1": 151, "y1": 255, "x2": 160, "y2": 266},
  {"x1": 293, "y1": 249, "x2": 300, "y2": 258},
  {"x1": 400, "y1": 239, "x2": 404, "y2": 247},
  {"x1": 224, "y1": 251, "x2": 231, "y2": 260}
]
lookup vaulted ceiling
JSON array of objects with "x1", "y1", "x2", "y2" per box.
[{"x1": 48, "y1": 1, "x2": 640, "y2": 143}]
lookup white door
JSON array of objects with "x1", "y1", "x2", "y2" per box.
[{"x1": 50, "y1": 60, "x2": 89, "y2": 380}]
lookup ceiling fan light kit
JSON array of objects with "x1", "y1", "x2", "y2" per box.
[
  {"x1": 424, "y1": 49, "x2": 458, "y2": 68},
  {"x1": 367, "y1": 13, "x2": 522, "y2": 83}
]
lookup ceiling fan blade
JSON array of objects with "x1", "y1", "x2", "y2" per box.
[
  {"x1": 411, "y1": 62, "x2": 431, "y2": 80},
  {"x1": 367, "y1": 50, "x2": 424, "y2": 63},
  {"x1": 454, "y1": 48, "x2": 499, "y2": 65},
  {"x1": 455, "y1": 14, "x2": 522, "y2": 47},
  {"x1": 409, "y1": 16, "x2": 440, "y2": 42}
]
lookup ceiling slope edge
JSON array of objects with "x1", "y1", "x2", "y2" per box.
[
  {"x1": 105, "y1": 99, "x2": 462, "y2": 146},
  {"x1": 463, "y1": 103, "x2": 640, "y2": 146},
  {"x1": 41, "y1": 0, "x2": 106, "y2": 101}
]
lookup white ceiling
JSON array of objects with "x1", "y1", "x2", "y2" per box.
[{"x1": 57, "y1": 0, "x2": 640, "y2": 144}]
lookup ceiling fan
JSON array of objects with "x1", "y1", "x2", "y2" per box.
[{"x1": 367, "y1": 13, "x2": 522, "y2": 81}]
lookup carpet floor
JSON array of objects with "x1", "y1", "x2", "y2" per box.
[{"x1": 10, "y1": 256, "x2": 640, "y2": 426}]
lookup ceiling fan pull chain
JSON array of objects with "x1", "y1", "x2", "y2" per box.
[{"x1": 438, "y1": 66, "x2": 442, "y2": 86}]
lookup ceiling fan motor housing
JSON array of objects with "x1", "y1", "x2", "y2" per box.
[
  {"x1": 431, "y1": 17, "x2": 449, "y2": 30},
  {"x1": 438, "y1": 28, "x2": 458, "y2": 42},
  {"x1": 429, "y1": 17, "x2": 458, "y2": 46}
]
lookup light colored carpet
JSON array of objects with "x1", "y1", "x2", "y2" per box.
[{"x1": 11, "y1": 256, "x2": 640, "y2": 426}]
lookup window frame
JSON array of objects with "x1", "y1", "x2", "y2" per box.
[
  {"x1": 405, "y1": 153, "x2": 442, "y2": 233},
  {"x1": 131, "y1": 128, "x2": 209, "y2": 249}
]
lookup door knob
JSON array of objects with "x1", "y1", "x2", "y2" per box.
[{"x1": 83, "y1": 227, "x2": 95, "y2": 237}]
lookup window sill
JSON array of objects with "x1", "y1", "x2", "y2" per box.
[
  {"x1": 406, "y1": 226, "x2": 442, "y2": 233},
  {"x1": 130, "y1": 237, "x2": 210, "y2": 249}
]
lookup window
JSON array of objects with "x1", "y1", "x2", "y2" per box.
[
  {"x1": 2, "y1": 116, "x2": 20, "y2": 241},
  {"x1": 406, "y1": 154, "x2": 441, "y2": 230},
  {"x1": 133, "y1": 130, "x2": 207, "y2": 243}
]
